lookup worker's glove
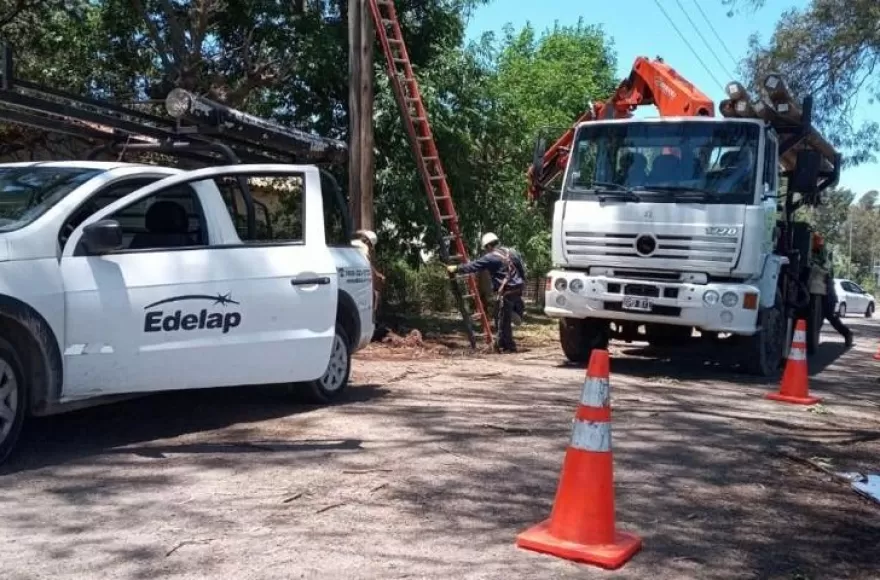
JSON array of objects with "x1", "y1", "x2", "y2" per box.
[{"x1": 446, "y1": 265, "x2": 458, "y2": 275}]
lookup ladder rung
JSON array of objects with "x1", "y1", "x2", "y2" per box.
[
  {"x1": 429, "y1": 174, "x2": 446, "y2": 181},
  {"x1": 382, "y1": 19, "x2": 394, "y2": 26},
  {"x1": 423, "y1": 156, "x2": 439, "y2": 162},
  {"x1": 393, "y1": 58, "x2": 409, "y2": 65},
  {"x1": 435, "y1": 195, "x2": 450, "y2": 201},
  {"x1": 440, "y1": 214, "x2": 456, "y2": 221},
  {"x1": 416, "y1": 135, "x2": 431, "y2": 140}
]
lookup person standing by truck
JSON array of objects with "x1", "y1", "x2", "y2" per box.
[
  {"x1": 353, "y1": 229, "x2": 385, "y2": 322},
  {"x1": 812, "y1": 233, "x2": 853, "y2": 347},
  {"x1": 447, "y1": 233, "x2": 526, "y2": 353}
]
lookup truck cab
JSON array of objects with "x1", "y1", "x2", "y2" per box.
[
  {"x1": 0, "y1": 161, "x2": 373, "y2": 464},
  {"x1": 543, "y1": 116, "x2": 790, "y2": 373}
]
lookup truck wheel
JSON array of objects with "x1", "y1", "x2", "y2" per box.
[
  {"x1": 301, "y1": 324, "x2": 351, "y2": 404},
  {"x1": 743, "y1": 292, "x2": 786, "y2": 377},
  {"x1": 0, "y1": 337, "x2": 25, "y2": 465},
  {"x1": 559, "y1": 318, "x2": 609, "y2": 363},
  {"x1": 806, "y1": 295, "x2": 823, "y2": 355},
  {"x1": 866, "y1": 303, "x2": 874, "y2": 318},
  {"x1": 838, "y1": 303, "x2": 846, "y2": 318}
]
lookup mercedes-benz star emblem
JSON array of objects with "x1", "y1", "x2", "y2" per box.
[{"x1": 635, "y1": 234, "x2": 657, "y2": 256}]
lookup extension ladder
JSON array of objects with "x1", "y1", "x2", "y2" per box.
[{"x1": 368, "y1": 0, "x2": 493, "y2": 349}]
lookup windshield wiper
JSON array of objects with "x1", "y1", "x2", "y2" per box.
[
  {"x1": 583, "y1": 181, "x2": 642, "y2": 202},
  {"x1": 642, "y1": 186, "x2": 723, "y2": 202}
]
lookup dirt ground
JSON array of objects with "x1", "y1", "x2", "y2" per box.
[{"x1": 2, "y1": 315, "x2": 880, "y2": 580}]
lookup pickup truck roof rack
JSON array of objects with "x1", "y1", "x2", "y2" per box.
[{"x1": 0, "y1": 43, "x2": 351, "y2": 240}]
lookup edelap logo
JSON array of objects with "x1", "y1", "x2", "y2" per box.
[{"x1": 144, "y1": 293, "x2": 242, "y2": 334}]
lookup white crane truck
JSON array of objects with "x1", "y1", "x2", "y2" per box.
[{"x1": 530, "y1": 61, "x2": 841, "y2": 376}]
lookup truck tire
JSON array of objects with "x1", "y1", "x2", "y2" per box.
[
  {"x1": 838, "y1": 302, "x2": 846, "y2": 318},
  {"x1": 866, "y1": 302, "x2": 874, "y2": 318},
  {"x1": 0, "y1": 336, "x2": 26, "y2": 465},
  {"x1": 301, "y1": 324, "x2": 351, "y2": 404},
  {"x1": 559, "y1": 318, "x2": 608, "y2": 364},
  {"x1": 743, "y1": 291, "x2": 786, "y2": 377},
  {"x1": 806, "y1": 295, "x2": 823, "y2": 355}
]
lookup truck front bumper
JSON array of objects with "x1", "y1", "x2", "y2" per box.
[{"x1": 544, "y1": 270, "x2": 761, "y2": 335}]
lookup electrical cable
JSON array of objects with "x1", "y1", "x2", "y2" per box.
[
  {"x1": 691, "y1": 0, "x2": 740, "y2": 68},
  {"x1": 650, "y1": 0, "x2": 727, "y2": 93},
  {"x1": 674, "y1": 0, "x2": 737, "y2": 81}
]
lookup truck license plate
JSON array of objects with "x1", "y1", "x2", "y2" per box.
[{"x1": 622, "y1": 296, "x2": 653, "y2": 312}]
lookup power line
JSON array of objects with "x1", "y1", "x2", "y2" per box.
[
  {"x1": 673, "y1": 0, "x2": 737, "y2": 82},
  {"x1": 691, "y1": 0, "x2": 739, "y2": 68},
  {"x1": 651, "y1": 0, "x2": 726, "y2": 93}
]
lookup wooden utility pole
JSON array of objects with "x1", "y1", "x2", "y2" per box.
[{"x1": 348, "y1": 0, "x2": 375, "y2": 232}]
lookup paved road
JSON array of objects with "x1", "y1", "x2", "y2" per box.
[{"x1": 2, "y1": 318, "x2": 879, "y2": 579}]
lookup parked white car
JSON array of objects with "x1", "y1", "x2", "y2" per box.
[
  {"x1": 0, "y1": 161, "x2": 374, "y2": 464},
  {"x1": 833, "y1": 278, "x2": 875, "y2": 318}
]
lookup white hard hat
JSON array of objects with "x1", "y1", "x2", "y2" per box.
[
  {"x1": 356, "y1": 229, "x2": 378, "y2": 246},
  {"x1": 481, "y1": 232, "x2": 499, "y2": 249}
]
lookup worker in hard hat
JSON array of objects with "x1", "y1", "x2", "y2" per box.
[
  {"x1": 353, "y1": 229, "x2": 385, "y2": 322},
  {"x1": 811, "y1": 233, "x2": 852, "y2": 347},
  {"x1": 447, "y1": 232, "x2": 526, "y2": 353}
]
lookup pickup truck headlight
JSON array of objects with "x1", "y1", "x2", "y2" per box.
[
  {"x1": 569, "y1": 279, "x2": 584, "y2": 293},
  {"x1": 721, "y1": 291, "x2": 738, "y2": 307},
  {"x1": 703, "y1": 290, "x2": 720, "y2": 306},
  {"x1": 554, "y1": 278, "x2": 568, "y2": 292}
]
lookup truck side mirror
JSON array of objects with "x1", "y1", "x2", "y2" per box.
[
  {"x1": 790, "y1": 149, "x2": 821, "y2": 197},
  {"x1": 531, "y1": 135, "x2": 547, "y2": 184},
  {"x1": 82, "y1": 219, "x2": 123, "y2": 254}
]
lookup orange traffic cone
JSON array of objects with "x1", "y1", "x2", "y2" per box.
[
  {"x1": 766, "y1": 319, "x2": 821, "y2": 405},
  {"x1": 872, "y1": 342, "x2": 880, "y2": 361},
  {"x1": 516, "y1": 349, "x2": 641, "y2": 569}
]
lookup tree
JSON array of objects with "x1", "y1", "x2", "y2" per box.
[{"x1": 728, "y1": 0, "x2": 880, "y2": 165}]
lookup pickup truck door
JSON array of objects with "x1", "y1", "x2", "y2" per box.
[{"x1": 59, "y1": 165, "x2": 337, "y2": 398}]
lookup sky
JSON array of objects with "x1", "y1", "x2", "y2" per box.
[{"x1": 464, "y1": 0, "x2": 878, "y2": 196}]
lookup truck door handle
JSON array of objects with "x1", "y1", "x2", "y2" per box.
[{"x1": 291, "y1": 276, "x2": 331, "y2": 286}]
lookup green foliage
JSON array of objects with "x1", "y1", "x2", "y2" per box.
[
  {"x1": 737, "y1": 0, "x2": 880, "y2": 164},
  {"x1": 380, "y1": 259, "x2": 452, "y2": 314}
]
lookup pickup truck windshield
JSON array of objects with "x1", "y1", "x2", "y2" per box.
[
  {"x1": 564, "y1": 121, "x2": 760, "y2": 205},
  {"x1": 0, "y1": 166, "x2": 102, "y2": 232}
]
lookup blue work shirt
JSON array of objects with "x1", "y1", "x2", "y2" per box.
[{"x1": 456, "y1": 247, "x2": 526, "y2": 292}]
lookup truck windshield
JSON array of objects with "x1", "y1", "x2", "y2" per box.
[
  {"x1": 564, "y1": 121, "x2": 760, "y2": 205},
  {"x1": 0, "y1": 166, "x2": 102, "y2": 232}
]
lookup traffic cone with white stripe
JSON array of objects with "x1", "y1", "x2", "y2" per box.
[
  {"x1": 516, "y1": 349, "x2": 641, "y2": 570},
  {"x1": 766, "y1": 319, "x2": 821, "y2": 405},
  {"x1": 872, "y1": 342, "x2": 880, "y2": 361}
]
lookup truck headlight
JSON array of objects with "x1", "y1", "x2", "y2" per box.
[
  {"x1": 569, "y1": 279, "x2": 584, "y2": 293},
  {"x1": 721, "y1": 291, "x2": 738, "y2": 307},
  {"x1": 703, "y1": 290, "x2": 720, "y2": 306},
  {"x1": 554, "y1": 278, "x2": 568, "y2": 292}
]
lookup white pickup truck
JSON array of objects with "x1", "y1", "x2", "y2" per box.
[{"x1": 0, "y1": 160, "x2": 374, "y2": 463}]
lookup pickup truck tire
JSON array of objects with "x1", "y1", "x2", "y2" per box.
[
  {"x1": 559, "y1": 318, "x2": 608, "y2": 364},
  {"x1": 0, "y1": 336, "x2": 25, "y2": 465},
  {"x1": 302, "y1": 324, "x2": 351, "y2": 404},
  {"x1": 866, "y1": 302, "x2": 874, "y2": 318}
]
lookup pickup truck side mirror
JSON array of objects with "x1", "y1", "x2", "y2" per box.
[
  {"x1": 531, "y1": 135, "x2": 547, "y2": 184},
  {"x1": 82, "y1": 219, "x2": 124, "y2": 254}
]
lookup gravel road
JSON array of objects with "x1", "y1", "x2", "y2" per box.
[{"x1": 2, "y1": 318, "x2": 879, "y2": 579}]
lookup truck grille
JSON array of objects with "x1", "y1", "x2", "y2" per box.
[{"x1": 564, "y1": 231, "x2": 739, "y2": 265}]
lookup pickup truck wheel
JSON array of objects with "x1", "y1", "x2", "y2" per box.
[
  {"x1": 838, "y1": 302, "x2": 846, "y2": 318},
  {"x1": 559, "y1": 318, "x2": 609, "y2": 364},
  {"x1": 742, "y1": 293, "x2": 786, "y2": 377},
  {"x1": 302, "y1": 324, "x2": 351, "y2": 404},
  {"x1": 866, "y1": 303, "x2": 874, "y2": 318},
  {"x1": 0, "y1": 337, "x2": 25, "y2": 465}
]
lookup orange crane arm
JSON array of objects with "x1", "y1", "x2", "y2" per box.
[{"x1": 527, "y1": 57, "x2": 715, "y2": 200}]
